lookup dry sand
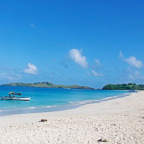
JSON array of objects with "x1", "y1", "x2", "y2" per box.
[{"x1": 0, "y1": 91, "x2": 144, "y2": 144}]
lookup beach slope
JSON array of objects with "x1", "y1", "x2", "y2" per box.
[{"x1": 0, "y1": 91, "x2": 144, "y2": 144}]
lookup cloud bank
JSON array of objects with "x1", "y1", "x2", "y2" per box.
[
  {"x1": 69, "y1": 49, "x2": 88, "y2": 68},
  {"x1": 24, "y1": 63, "x2": 38, "y2": 74}
]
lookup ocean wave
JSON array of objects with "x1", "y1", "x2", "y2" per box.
[
  {"x1": 68, "y1": 92, "x2": 130, "y2": 106},
  {"x1": 0, "y1": 105, "x2": 57, "y2": 114}
]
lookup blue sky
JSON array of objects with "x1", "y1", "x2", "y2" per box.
[{"x1": 0, "y1": 0, "x2": 144, "y2": 88}]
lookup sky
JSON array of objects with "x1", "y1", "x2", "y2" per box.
[{"x1": 0, "y1": 0, "x2": 144, "y2": 88}]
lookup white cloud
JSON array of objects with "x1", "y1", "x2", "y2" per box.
[
  {"x1": 87, "y1": 72, "x2": 91, "y2": 76},
  {"x1": 0, "y1": 73, "x2": 21, "y2": 81},
  {"x1": 119, "y1": 52, "x2": 143, "y2": 68},
  {"x1": 30, "y1": 23, "x2": 36, "y2": 28},
  {"x1": 94, "y1": 59, "x2": 101, "y2": 65},
  {"x1": 128, "y1": 71, "x2": 144, "y2": 80},
  {"x1": 69, "y1": 49, "x2": 88, "y2": 68},
  {"x1": 91, "y1": 70, "x2": 103, "y2": 77},
  {"x1": 128, "y1": 74, "x2": 135, "y2": 80},
  {"x1": 119, "y1": 51, "x2": 124, "y2": 58},
  {"x1": 125, "y1": 56, "x2": 143, "y2": 68},
  {"x1": 24, "y1": 63, "x2": 38, "y2": 74}
]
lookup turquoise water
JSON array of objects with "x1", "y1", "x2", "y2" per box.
[{"x1": 0, "y1": 86, "x2": 129, "y2": 116}]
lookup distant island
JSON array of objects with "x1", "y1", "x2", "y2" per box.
[
  {"x1": 102, "y1": 83, "x2": 144, "y2": 90},
  {"x1": 1, "y1": 82, "x2": 94, "y2": 90},
  {"x1": 2, "y1": 82, "x2": 143, "y2": 90}
]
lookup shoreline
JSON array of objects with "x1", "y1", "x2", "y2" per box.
[
  {"x1": 0, "y1": 91, "x2": 144, "y2": 143},
  {"x1": 0, "y1": 92, "x2": 130, "y2": 116}
]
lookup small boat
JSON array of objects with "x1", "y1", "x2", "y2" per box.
[{"x1": 1, "y1": 92, "x2": 31, "y2": 101}]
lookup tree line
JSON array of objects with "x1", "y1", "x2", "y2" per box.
[{"x1": 103, "y1": 83, "x2": 144, "y2": 90}]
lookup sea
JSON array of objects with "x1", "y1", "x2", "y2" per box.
[{"x1": 0, "y1": 86, "x2": 129, "y2": 116}]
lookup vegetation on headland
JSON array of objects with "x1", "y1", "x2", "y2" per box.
[
  {"x1": 102, "y1": 83, "x2": 144, "y2": 90},
  {"x1": 1, "y1": 82, "x2": 94, "y2": 90}
]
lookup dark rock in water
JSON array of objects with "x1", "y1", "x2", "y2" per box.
[
  {"x1": 41, "y1": 119, "x2": 47, "y2": 122},
  {"x1": 97, "y1": 139, "x2": 107, "y2": 142}
]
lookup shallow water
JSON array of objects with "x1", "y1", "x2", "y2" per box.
[{"x1": 0, "y1": 86, "x2": 129, "y2": 116}]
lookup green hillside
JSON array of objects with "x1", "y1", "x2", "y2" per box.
[{"x1": 1, "y1": 82, "x2": 94, "y2": 89}]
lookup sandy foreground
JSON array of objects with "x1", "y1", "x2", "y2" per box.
[{"x1": 0, "y1": 91, "x2": 144, "y2": 144}]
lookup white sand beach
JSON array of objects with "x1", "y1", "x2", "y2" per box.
[{"x1": 0, "y1": 91, "x2": 144, "y2": 144}]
